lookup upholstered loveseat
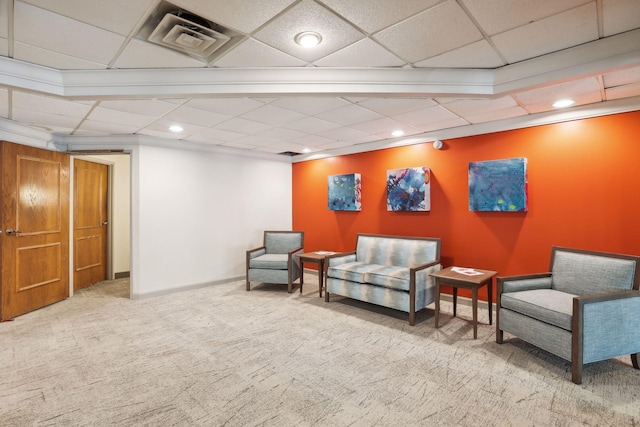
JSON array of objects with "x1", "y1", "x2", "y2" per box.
[
  {"x1": 324, "y1": 233, "x2": 441, "y2": 325},
  {"x1": 497, "y1": 246, "x2": 640, "y2": 384}
]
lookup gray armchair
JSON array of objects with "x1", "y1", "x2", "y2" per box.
[
  {"x1": 246, "y1": 231, "x2": 304, "y2": 293},
  {"x1": 496, "y1": 246, "x2": 640, "y2": 384}
]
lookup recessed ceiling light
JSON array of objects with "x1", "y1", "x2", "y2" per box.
[
  {"x1": 169, "y1": 125, "x2": 184, "y2": 133},
  {"x1": 552, "y1": 99, "x2": 575, "y2": 108},
  {"x1": 302, "y1": 148, "x2": 311, "y2": 153},
  {"x1": 295, "y1": 31, "x2": 322, "y2": 48},
  {"x1": 391, "y1": 130, "x2": 404, "y2": 137}
]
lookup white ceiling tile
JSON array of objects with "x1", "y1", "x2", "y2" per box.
[
  {"x1": 13, "y1": 91, "x2": 92, "y2": 117},
  {"x1": 407, "y1": 117, "x2": 469, "y2": 133},
  {"x1": 162, "y1": 105, "x2": 232, "y2": 127},
  {"x1": 0, "y1": 38, "x2": 7, "y2": 56},
  {"x1": 239, "y1": 104, "x2": 305, "y2": 125},
  {"x1": 14, "y1": 2, "x2": 125, "y2": 65},
  {"x1": 216, "y1": 117, "x2": 273, "y2": 134},
  {"x1": 316, "y1": 126, "x2": 371, "y2": 141},
  {"x1": 13, "y1": 42, "x2": 107, "y2": 69},
  {"x1": 188, "y1": 127, "x2": 246, "y2": 142},
  {"x1": 20, "y1": 0, "x2": 155, "y2": 36},
  {"x1": 172, "y1": 0, "x2": 297, "y2": 34},
  {"x1": 12, "y1": 109, "x2": 83, "y2": 130},
  {"x1": 137, "y1": 128, "x2": 185, "y2": 140},
  {"x1": 231, "y1": 135, "x2": 281, "y2": 147},
  {"x1": 112, "y1": 39, "x2": 205, "y2": 69},
  {"x1": 461, "y1": 0, "x2": 590, "y2": 35},
  {"x1": 98, "y1": 99, "x2": 179, "y2": 117},
  {"x1": 355, "y1": 98, "x2": 436, "y2": 116},
  {"x1": 603, "y1": 65, "x2": 640, "y2": 88},
  {"x1": 220, "y1": 141, "x2": 259, "y2": 150},
  {"x1": 515, "y1": 77, "x2": 601, "y2": 106},
  {"x1": 270, "y1": 97, "x2": 350, "y2": 115},
  {"x1": 212, "y1": 39, "x2": 307, "y2": 67},
  {"x1": 602, "y1": 0, "x2": 640, "y2": 36},
  {"x1": 313, "y1": 38, "x2": 405, "y2": 67},
  {"x1": 492, "y1": 3, "x2": 598, "y2": 63},
  {"x1": 253, "y1": 0, "x2": 364, "y2": 62},
  {"x1": 463, "y1": 106, "x2": 528, "y2": 124},
  {"x1": 181, "y1": 134, "x2": 224, "y2": 145},
  {"x1": 86, "y1": 107, "x2": 155, "y2": 128},
  {"x1": 315, "y1": 104, "x2": 383, "y2": 126},
  {"x1": 391, "y1": 105, "x2": 460, "y2": 126},
  {"x1": 415, "y1": 40, "x2": 505, "y2": 68},
  {"x1": 319, "y1": 0, "x2": 441, "y2": 33},
  {"x1": 314, "y1": 139, "x2": 363, "y2": 150},
  {"x1": 185, "y1": 98, "x2": 264, "y2": 116},
  {"x1": 350, "y1": 116, "x2": 406, "y2": 134},
  {"x1": 253, "y1": 126, "x2": 306, "y2": 141},
  {"x1": 291, "y1": 134, "x2": 335, "y2": 147},
  {"x1": 0, "y1": 0, "x2": 7, "y2": 38},
  {"x1": 442, "y1": 96, "x2": 518, "y2": 116},
  {"x1": 374, "y1": 1, "x2": 482, "y2": 63},
  {"x1": 283, "y1": 116, "x2": 342, "y2": 133},
  {"x1": 606, "y1": 83, "x2": 640, "y2": 101},
  {"x1": 77, "y1": 120, "x2": 139, "y2": 134},
  {"x1": 0, "y1": 87, "x2": 7, "y2": 107}
]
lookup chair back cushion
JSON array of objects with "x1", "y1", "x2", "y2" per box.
[
  {"x1": 355, "y1": 234, "x2": 439, "y2": 268},
  {"x1": 552, "y1": 249, "x2": 637, "y2": 295},
  {"x1": 265, "y1": 231, "x2": 303, "y2": 254}
]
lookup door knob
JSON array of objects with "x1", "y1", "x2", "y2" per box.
[
  {"x1": 102, "y1": 221, "x2": 108, "y2": 225},
  {"x1": 6, "y1": 228, "x2": 21, "y2": 235}
]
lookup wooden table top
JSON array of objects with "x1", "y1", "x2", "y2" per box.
[{"x1": 430, "y1": 266, "x2": 497, "y2": 284}]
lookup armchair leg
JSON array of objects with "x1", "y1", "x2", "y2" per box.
[
  {"x1": 409, "y1": 309, "x2": 415, "y2": 326},
  {"x1": 496, "y1": 329, "x2": 503, "y2": 344},
  {"x1": 246, "y1": 280, "x2": 250, "y2": 291},
  {"x1": 632, "y1": 353, "x2": 639, "y2": 369},
  {"x1": 572, "y1": 362, "x2": 583, "y2": 385},
  {"x1": 325, "y1": 291, "x2": 330, "y2": 302}
]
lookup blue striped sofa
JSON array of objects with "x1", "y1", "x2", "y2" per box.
[
  {"x1": 324, "y1": 234, "x2": 441, "y2": 325},
  {"x1": 497, "y1": 246, "x2": 640, "y2": 384}
]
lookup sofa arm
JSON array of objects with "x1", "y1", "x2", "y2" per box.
[
  {"x1": 498, "y1": 273, "x2": 553, "y2": 294},
  {"x1": 326, "y1": 251, "x2": 356, "y2": 267},
  {"x1": 571, "y1": 290, "x2": 640, "y2": 382}
]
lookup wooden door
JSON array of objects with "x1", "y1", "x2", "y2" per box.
[
  {"x1": 1, "y1": 141, "x2": 70, "y2": 320},
  {"x1": 73, "y1": 159, "x2": 108, "y2": 291}
]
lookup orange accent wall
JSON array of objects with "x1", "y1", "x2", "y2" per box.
[{"x1": 292, "y1": 111, "x2": 640, "y2": 301}]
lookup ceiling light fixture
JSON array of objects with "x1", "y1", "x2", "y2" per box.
[
  {"x1": 391, "y1": 130, "x2": 404, "y2": 137},
  {"x1": 169, "y1": 125, "x2": 184, "y2": 133},
  {"x1": 294, "y1": 31, "x2": 322, "y2": 48},
  {"x1": 552, "y1": 99, "x2": 575, "y2": 108},
  {"x1": 302, "y1": 148, "x2": 311, "y2": 153}
]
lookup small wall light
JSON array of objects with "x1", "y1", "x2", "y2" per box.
[{"x1": 295, "y1": 31, "x2": 322, "y2": 48}]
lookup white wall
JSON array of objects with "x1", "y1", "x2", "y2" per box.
[{"x1": 131, "y1": 144, "x2": 292, "y2": 298}]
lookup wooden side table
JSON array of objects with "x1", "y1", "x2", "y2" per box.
[
  {"x1": 297, "y1": 252, "x2": 335, "y2": 297},
  {"x1": 430, "y1": 266, "x2": 497, "y2": 339}
]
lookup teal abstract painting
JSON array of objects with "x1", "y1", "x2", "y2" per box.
[
  {"x1": 469, "y1": 158, "x2": 528, "y2": 212},
  {"x1": 387, "y1": 167, "x2": 430, "y2": 211},
  {"x1": 328, "y1": 173, "x2": 361, "y2": 211}
]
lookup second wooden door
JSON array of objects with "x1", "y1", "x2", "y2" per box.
[{"x1": 73, "y1": 159, "x2": 108, "y2": 291}]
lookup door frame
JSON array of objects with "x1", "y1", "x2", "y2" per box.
[{"x1": 69, "y1": 156, "x2": 113, "y2": 296}]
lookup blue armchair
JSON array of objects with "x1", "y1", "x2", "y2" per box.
[
  {"x1": 246, "y1": 231, "x2": 304, "y2": 293},
  {"x1": 496, "y1": 246, "x2": 640, "y2": 384}
]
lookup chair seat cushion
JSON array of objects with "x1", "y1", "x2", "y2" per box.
[
  {"x1": 501, "y1": 289, "x2": 576, "y2": 331},
  {"x1": 249, "y1": 254, "x2": 288, "y2": 270},
  {"x1": 327, "y1": 262, "x2": 384, "y2": 283},
  {"x1": 364, "y1": 265, "x2": 410, "y2": 291}
]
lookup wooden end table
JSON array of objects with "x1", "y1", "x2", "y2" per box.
[
  {"x1": 430, "y1": 266, "x2": 497, "y2": 339},
  {"x1": 297, "y1": 252, "x2": 335, "y2": 297}
]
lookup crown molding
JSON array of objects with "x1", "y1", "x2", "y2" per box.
[{"x1": 0, "y1": 30, "x2": 638, "y2": 99}]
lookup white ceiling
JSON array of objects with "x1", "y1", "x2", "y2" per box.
[{"x1": 0, "y1": 0, "x2": 639, "y2": 160}]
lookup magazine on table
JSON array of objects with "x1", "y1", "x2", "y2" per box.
[{"x1": 451, "y1": 266, "x2": 483, "y2": 276}]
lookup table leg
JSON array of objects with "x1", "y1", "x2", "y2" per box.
[
  {"x1": 472, "y1": 286, "x2": 478, "y2": 339},
  {"x1": 435, "y1": 279, "x2": 441, "y2": 328},
  {"x1": 453, "y1": 287, "x2": 458, "y2": 317},
  {"x1": 318, "y1": 260, "x2": 324, "y2": 298},
  {"x1": 488, "y1": 279, "x2": 493, "y2": 325}
]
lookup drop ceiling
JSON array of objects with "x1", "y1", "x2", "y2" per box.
[{"x1": 0, "y1": 0, "x2": 639, "y2": 161}]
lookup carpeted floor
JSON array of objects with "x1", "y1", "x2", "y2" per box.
[{"x1": 1, "y1": 273, "x2": 639, "y2": 426}]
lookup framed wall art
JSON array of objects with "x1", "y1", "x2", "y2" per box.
[
  {"x1": 468, "y1": 158, "x2": 528, "y2": 212},
  {"x1": 328, "y1": 173, "x2": 361, "y2": 211},
  {"x1": 387, "y1": 167, "x2": 431, "y2": 211}
]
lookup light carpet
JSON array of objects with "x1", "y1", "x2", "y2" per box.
[{"x1": 1, "y1": 274, "x2": 639, "y2": 426}]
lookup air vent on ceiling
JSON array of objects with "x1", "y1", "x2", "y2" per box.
[
  {"x1": 279, "y1": 151, "x2": 301, "y2": 156},
  {"x1": 147, "y1": 10, "x2": 231, "y2": 61}
]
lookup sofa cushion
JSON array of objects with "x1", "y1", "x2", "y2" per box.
[
  {"x1": 364, "y1": 265, "x2": 411, "y2": 291},
  {"x1": 552, "y1": 250, "x2": 637, "y2": 295},
  {"x1": 355, "y1": 235, "x2": 438, "y2": 268},
  {"x1": 327, "y1": 262, "x2": 384, "y2": 284},
  {"x1": 501, "y1": 289, "x2": 576, "y2": 331},
  {"x1": 249, "y1": 254, "x2": 288, "y2": 270}
]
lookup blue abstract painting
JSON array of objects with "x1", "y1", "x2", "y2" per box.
[
  {"x1": 328, "y1": 173, "x2": 361, "y2": 211},
  {"x1": 469, "y1": 158, "x2": 528, "y2": 212},
  {"x1": 387, "y1": 167, "x2": 431, "y2": 211}
]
